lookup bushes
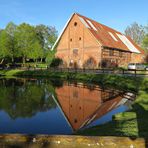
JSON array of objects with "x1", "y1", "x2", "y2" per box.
[{"x1": 50, "y1": 58, "x2": 63, "y2": 68}]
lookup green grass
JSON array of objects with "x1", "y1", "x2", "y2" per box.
[
  {"x1": 0, "y1": 69, "x2": 141, "y2": 92},
  {"x1": 77, "y1": 78, "x2": 148, "y2": 138},
  {"x1": 0, "y1": 69, "x2": 148, "y2": 137},
  {"x1": 0, "y1": 69, "x2": 25, "y2": 76}
]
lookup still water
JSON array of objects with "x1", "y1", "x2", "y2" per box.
[{"x1": 0, "y1": 78, "x2": 134, "y2": 135}]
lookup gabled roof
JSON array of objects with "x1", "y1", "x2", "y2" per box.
[{"x1": 52, "y1": 13, "x2": 144, "y2": 54}]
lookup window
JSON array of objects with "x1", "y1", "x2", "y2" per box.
[
  {"x1": 74, "y1": 119, "x2": 78, "y2": 123},
  {"x1": 74, "y1": 22, "x2": 77, "y2": 26},
  {"x1": 79, "y1": 37, "x2": 81, "y2": 41},
  {"x1": 70, "y1": 38, "x2": 72, "y2": 42},
  {"x1": 109, "y1": 50, "x2": 114, "y2": 56},
  {"x1": 73, "y1": 49, "x2": 78, "y2": 56}
]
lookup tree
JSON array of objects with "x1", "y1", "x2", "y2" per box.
[
  {"x1": 125, "y1": 22, "x2": 145, "y2": 45},
  {"x1": 142, "y1": 24, "x2": 148, "y2": 50},
  {"x1": 0, "y1": 22, "x2": 17, "y2": 63},
  {"x1": 0, "y1": 30, "x2": 10, "y2": 62},
  {"x1": 48, "y1": 26, "x2": 58, "y2": 47},
  {"x1": 5, "y1": 22, "x2": 17, "y2": 63},
  {"x1": 46, "y1": 49, "x2": 56, "y2": 65},
  {"x1": 28, "y1": 41, "x2": 42, "y2": 62},
  {"x1": 142, "y1": 34, "x2": 148, "y2": 50},
  {"x1": 15, "y1": 23, "x2": 42, "y2": 64},
  {"x1": 35, "y1": 25, "x2": 58, "y2": 61}
]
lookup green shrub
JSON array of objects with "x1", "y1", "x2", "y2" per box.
[{"x1": 50, "y1": 58, "x2": 63, "y2": 68}]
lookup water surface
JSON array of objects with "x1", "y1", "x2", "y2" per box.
[{"x1": 0, "y1": 78, "x2": 134, "y2": 134}]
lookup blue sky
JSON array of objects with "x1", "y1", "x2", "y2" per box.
[{"x1": 0, "y1": 0, "x2": 147, "y2": 34}]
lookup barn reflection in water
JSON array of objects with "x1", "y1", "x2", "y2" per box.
[{"x1": 55, "y1": 82, "x2": 134, "y2": 131}]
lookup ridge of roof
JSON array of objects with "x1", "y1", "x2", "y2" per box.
[{"x1": 52, "y1": 12, "x2": 143, "y2": 54}]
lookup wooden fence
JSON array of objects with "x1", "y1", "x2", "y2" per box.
[
  {"x1": 47, "y1": 67, "x2": 148, "y2": 76},
  {"x1": 6, "y1": 65, "x2": 148, "y2": 76}
]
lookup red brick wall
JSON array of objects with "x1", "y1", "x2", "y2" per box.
[
  {"x1": 55, "y1": 14, "x2": 144, "y2": 68},
  {"x1": 55, "y1": 14, "x2": 101, "y2": 68},
  {"x1": 131, "y1": 53, "x2": 145, "y2": 63}
]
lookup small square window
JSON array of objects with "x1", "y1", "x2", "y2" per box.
[{"x1": 73, "y1": 49, "x2": 78, "y2": 56}]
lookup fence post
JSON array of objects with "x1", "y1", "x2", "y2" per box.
[
  {"x1": 83, "y1": 68, "x2": 85, "y2": 73},
  {"x1": 135, "y1": 69, "x2": 136, "y2": 77},
  {"x1": 102, "y1": 68, "x2": 104, "y2": 73}
]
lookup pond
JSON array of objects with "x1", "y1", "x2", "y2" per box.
[{"x1": 0, "y1": 78, "x2": 135, "y2": 135}]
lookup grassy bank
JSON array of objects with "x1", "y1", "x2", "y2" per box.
[
  {"x1": 0, "y1": 69, "x2": 148, "y2": 138},
  {"x1": 0, "y1": 69, "x2": 142, "y2": 92},
  {"x1": 77, "y1": 78, "x2": 148, "y2": 138}
]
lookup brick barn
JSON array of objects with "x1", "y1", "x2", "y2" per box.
[{"x1": 52, "y1": 13, "x2": 145, "y2": 68}]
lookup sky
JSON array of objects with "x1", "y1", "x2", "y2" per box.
[{"x1": 0, "y1": 0, "x2": 147, "y2": 34}]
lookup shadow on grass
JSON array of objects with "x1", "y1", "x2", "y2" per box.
[{"x1": 133, "y1": 103, "x2": 148, "y2": 147}]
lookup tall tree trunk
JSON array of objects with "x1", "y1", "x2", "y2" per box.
[
  {"x1": 23, "y1": 57, "x2": 26, "y2": 65},
  {"x1": 0, "y1": 59, "x2": 4, "y2": 64},
  {"x1": 11, "y1": 56, "x2": 14, "y2": 64}
]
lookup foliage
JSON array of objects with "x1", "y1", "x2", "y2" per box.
[
  {"x1": 46, "y1": 49, "x2": 56, "y2": 65},
  {"x1": 142, "y1": 34, "x2": 148, "y2": 50},
  {"x1": 0, "y1": 22, "x2": 58, "y2": 64},
  {"x1": 50, "y1": 58, "x2": 63, "y2": 67},
  {"x1": 5, "y1": 22, "x2": 17, "y2": 61},
  {"x1": 125, "y1": 22, "x2": 145, "y2": 45},
  {"x1": 15, "y1": 23, "x2": 41, "y2": 63},
  {"x1": 0, "y1": 30, "x2": 11, "y2": 59},
  {"x1": 35, "y1": 25, "x2": 57, "y2": 60}
]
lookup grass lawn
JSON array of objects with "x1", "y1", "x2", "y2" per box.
[
  {"x1": 77, "y1": 78, "x2": 148, "y2": 138},
  {"x1": 0, "y1": 69, "x2": 148, "y2": 138}
]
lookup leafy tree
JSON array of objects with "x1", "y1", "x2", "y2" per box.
[
  {"x1": 15, "y1": 23, "x2": 42, "y2": 63},
  {"x1": 0, "y1": 22, "x2": 17, "y2": 63},
  {"x1": 125, "y1": 22, "x2": 145, "y2": 45},
  {"x1": 28, "y1": 41, "x2": 42, "y2": 62},
  {"x1": 142, "y1": 34, "x2": 148, "y2": 50},
  {"x1": 46, "y1": 49, "x2": 56, "y2": 65},
  {"x1": 35, "y1": 25, "x2": 58, "y2": 61},
  {"x1": 142, "y1": 25, "x2": 148, "y2": 50},
  {"x1": 5, "y1": 22, "x2": 17, "y2": 63},
  {"x1": 0, "y1": 23, "x2": 57, "y2": 64},
  {"x1": 0, "y1": 30, "x2": 10, "y2": 62},
  {"x1": 48, "y1": 26, "x2": 58, "y2": 47}
]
